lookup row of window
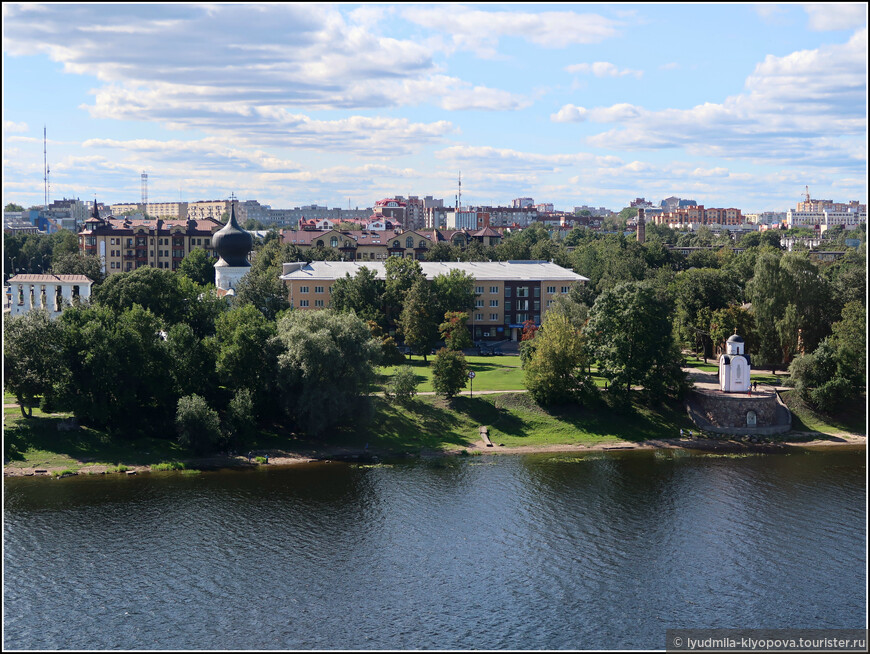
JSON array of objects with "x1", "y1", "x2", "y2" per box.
[
  {"x1": 297, "y1": 300, "x2": 325, "y2": 307},
  {"x1": 105, "y1": 237, "x2": 209, "y2": 247},
  {"x1": 298, "y1": 286, "x2": 327, "y2": 294}
]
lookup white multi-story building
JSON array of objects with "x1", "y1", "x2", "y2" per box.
[
  {"x1": 512, "y1": 197, "x2": 534, "y2": 209},
  {"x1": 786, "y1": 209, "x2": 866, "y2": 230},
  {"x1": 446, "y1": 209, "x2": 478, "y2": 230}
]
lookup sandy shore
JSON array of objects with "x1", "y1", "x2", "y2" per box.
[{"x1": 5, "y1": 432, "x2": 864, "y2": 477}]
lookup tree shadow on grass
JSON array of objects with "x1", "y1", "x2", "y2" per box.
[
  {"x1": 4, "y1": 414, "x2": 182, "y2": 466},
  {"x1": 449, "y1": 395, "x2": 528, "y2": 437}
]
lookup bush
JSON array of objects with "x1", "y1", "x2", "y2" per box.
[
  {"x1": 432, "y1": 348, "x2": 468, "y2": 399},
  {"x1": 152, "y1": 461, "x2": 186, "y2": 471},
  {"x1": 808, "y1": 377, "x2": 854, "y2": 413},
  {"x1": 388, "y1": 366, "x2": 419, "y2": 403},
  {"x1": 176, "y1": 394, "x2": 222, "y2": 454}
]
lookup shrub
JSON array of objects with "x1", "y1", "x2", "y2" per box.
[
  {"x1": 809, "y1": 377, "x2": 853, "y2": 413},
  {"x1": 255, "y1": 456, "x2": 267, "y2": 464},
  {"x1": 152, "y1": 461, "x2": 186, "y2": 471},
  {"x1": 176, "y1": 394, "x2": 222, "y2": 454},
  {"x1": 432, "y1": 348, "x2": 468, "y2": 399},
  {"x1": 388, "y1": 366, "x2": 419, "y2": 403}
]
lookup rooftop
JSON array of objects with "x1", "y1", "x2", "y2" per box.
[{"x1": 280, "y1": 260, "x2": 589, "y2": 282}]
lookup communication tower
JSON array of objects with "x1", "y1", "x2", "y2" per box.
[
  {"x1": 141, "y1": 171, "x2": 149, "y2": 208},
  {"x1": 43, "y1": 126, "x2": 50, "y2": 207}
]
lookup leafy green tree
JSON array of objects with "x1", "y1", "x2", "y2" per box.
[
  {"x1": 524, "y1": 313, "x2": 592, "y2": 405},
  {"x1": 399, "y1": 279, "x2": 440, "y2": 361},
  {"x1": 708, "y1": 305, "x2": 757, "y2": 356},
  {"x1": 586, "y1": 281, "x2": 686, "y2": 400},
  {"x1": 547, "y1": 290, "x2": 589, "y2": 331},
  {"x1": 176, "y1": 394, "x2": 223, "y2": 454},
  {"x1": 165, "y1": 322, "x2": 218, "y2": 400},
  {"x1": 225, "y1": 388, "x2": 256, "y2": 448},
  {"x1": 671, "y1": 267, "x2": 741, "y2": 359},
  {"x1": 431, "y1": 269, "x2": 476, "y2": 317},
  {"x1": 94, "y1": 266, "x2": 189, "y2": 325},
  {"x1": 330, "y1": 266, "x2": 385, "y2": 324},
  {"x1": 439, "y1": 311, "x2": 473, "y2": 351},
  {"x1": 177, "y1": 247, "x2": 216, "y2": 286},
  {"x1": 57, "y1": 304, "x2": 173, "y2": 433},
  {"x1": 367, "y1": 320, "x2": 405, "y2": 365},
  {"x1": 275, "y1": 309, "x2": 381, "y2": 437},
  {"x1": 386, "y1": 365, "x2": 420, "y2": 404},
  {"x1": 829, "y1": 302, "x2": 866, "y2": 388},
  {"x1": 432, "y1": 348, "x2": 468, "y2": 399},
  {"x1": 234, "y1": 268, "x2": 290, "y2": 321},
  {"x1": 424, "y1": 242, "x2": 462, "y2": 262},
  {"x1": 746, "y1": 251, "x2": 787, "y2": 367},
  {"x1": 3, "y1": 309, "x2": 65, "y2": 417},
  {"x1": 384, "y1": 256, "x2": 425, "y2": 322},
  {"x1": 5, "y1": 203, "x2": 25, "y2": 212},
  {"x1": 213, "y1": 304, "x2": 279, "y2": 415},
  {"x1": 50, "y1": 252, "x2": 105, "y2": 285}
]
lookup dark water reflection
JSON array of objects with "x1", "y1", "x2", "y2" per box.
[{"x1": 4, "y1": 450, "x2": 866, "y2": 650}]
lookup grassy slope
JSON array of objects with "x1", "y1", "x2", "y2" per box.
[{"x1": 780, "y1": 390, "x2": 867, "y2": 436}]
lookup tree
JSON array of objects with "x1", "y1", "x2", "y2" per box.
[
  {"x1": 177, "y1": 248, "x2": 216, "y2": 286},
  {"x1": 3, "y1": 309, "x2": 64, "y2": 417},
  {"x1": 5, "y1": 203, "x2": 25, "y2": 212},
  {"x1": 94, "y1": 266, "x2": 190, "y2": 326},
  {"x1": 829, "y1": 302, "x2": 866, "y2": 389},
  {"x1": 225, "y1": 388, "x2": 256, "y2": 448},
  {"x1": 399, "y1": 279, "x2": 440, "y2": 361},
  {"x1": 671, "y1": 267, "x2": 740, "y2": 359},
  {"x1": 213, "y1": 304, "x2": 279, "y2": 416},
  {"x1": 439, "y1": 311, "x2": 473, "y2": 351},
  {"x1": 745, "y1": 251, "x2": 787, "y2": 367},
  {"x1": 56, "y1": 304, "x2": 173, "y2": 434},
  {"x1": 367, "y1": 320, "x2": 405, "y2": 365},
  {"x1": 432, "y1": 348, "x2": 468, "y2": 399},
  {"x1": 50, "y1": 252, "x2": 105, "y2": 285},
  {"x1": 165, "y1": 322, "x2": 218, "y2": 401},
  {"x1": 586, "y1": 281, "x2": 686, "y2": 400},
  {"x1": 234, "y1": 267, "x2": 290, "y2": 321},
  {"x1": 431, "y1": 269, "x2": 476, "y2": 317},
  {"x1": 708, "y1": 305, "x2": 757, "y2": 356},
  {"x1": 384, "y1": 256, "x2": 425, "y2": 322},
  {"x1": 330, "y1": 266, "x2": 385, "y2": 324},
  {"x1": 523, "y1": 313, "x2": 592, "y2": 405},
  {"x1": 176, "y1": 394, "x2": 223, "y2": 454},
  {"x1": 386, "y1": 365, "x2": 419, "y2": 404},
  {"x1": 275, "y1": 309, "x2": 381, "y2": 436}
]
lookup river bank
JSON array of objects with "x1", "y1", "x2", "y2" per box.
[{"x1": 5, "y1": 430, "x2": 865, "y2": 477}]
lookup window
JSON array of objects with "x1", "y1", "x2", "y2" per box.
[
  {"x1": 330, "y1": 237, "x2": 338, "y2": 248},
  {"x1": 475, "y1": 313, "x2": 483, "y2": 321},
  {"x1": 547, "y1": 286, "x2": 556, "y2": 294},
  {"x1": 299, "y1": 299, "x2": 309, "y2": 307},
  {"x1": 393, "y1": 240, "x2": 400, "y2": 248},
  {"x1": 504, "y1": 287, "x2": 512, "y2": 297},
  {"x1": 476, "y1": 286, "x2": 484, "y2": 294},
  {"x1": 406, "y1": 237, "x2": 414, "y2": 248},
  {"x1": 315, "y1": 299, "x2": 324, "y2": 307},
  {"x1": 534, "y1": 301, "x2": 540, "y2": 311},
  {"x1": 314, "y1": 286, "x2": 324, "y2": 293},
  {"x1": 547, "y1": 300, "x2": 554, "y2": 308},
  {"x1": 517, "y1": 287, "x2": 528, "y2": 297},
  {"x1": 561, "y1": 286, "x2": 569, "y2": 293},
  {"x1": 490, "y1": 313, "x2": 499, "y2": 321},
  {"x1": 490, "y1": 286, "x2": 498, "y2": 294},
  {"x1": 300, "y1": 286, "x2": 309, "y2": 293},
  {"x1": 533, "y1": 286, "x2": 540, "y2": 297},
  {"x1": 489, "y1": 300, "x2": 499, "y2": 307},
  {"x1": 475, "y1": 300, "x2": 484, "y2": 308}
]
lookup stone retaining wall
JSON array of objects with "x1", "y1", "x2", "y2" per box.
[{"x1": 686, "y1": 390, "x2": 792, "y2": 435}]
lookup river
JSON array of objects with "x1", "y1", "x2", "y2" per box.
[{"x1": 3, "y1": 448, "x2": 866, "y2": 650}]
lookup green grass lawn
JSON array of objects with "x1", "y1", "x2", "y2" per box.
[
  {"x1": 4, "y1": 409, "x2": 185, "y2": 471},
  {"x1": 781, "y1": 390, "x2": 867, "y2": 436},
  {"x1": 378, "y1": 354, "x2": 526, "y2": 392},
  {"x1": 324, "y1": 392, "x2": 695, "y2": 453},
  {"x1": 683, "y1": 356, "x2": 720, "y2": 372}
]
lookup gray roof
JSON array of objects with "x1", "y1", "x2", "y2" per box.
[
  {"x1": 280, "y1": 260, "x2": 589, "y2": 282},
  {"x1": 727, "y1": 334, "x2": 744, "y2": 343}
]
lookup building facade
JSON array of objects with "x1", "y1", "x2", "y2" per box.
[
  {"x1": 7, "y1": 274, "x2": 93, "y2": 318},
  {"x1": 279, "y1": 260, "x2": 588, "y2": 342},
  {"x1": 79, "y1": 207, "x2": 224, "y2": 274}
]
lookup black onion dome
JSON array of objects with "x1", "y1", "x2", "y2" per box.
[
  {"x1": 727, "y1": 334, "x2": 745, "y2": 343},
  {"x1": 212, "y1": 202, "x2": 252, "y2": 267}
]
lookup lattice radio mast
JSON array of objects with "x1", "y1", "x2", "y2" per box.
[
  {"x1": 43, "y1": 126, "x2": 50, "y2": 207},
  {"x1": 141, "y1": 171, "x2": 149, "y2": 209}
]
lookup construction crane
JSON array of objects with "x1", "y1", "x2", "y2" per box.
[{"x1": 804, "y1": 185, "x2": 811, "y2": 203}]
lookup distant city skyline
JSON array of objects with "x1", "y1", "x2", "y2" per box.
[{"x1": 2, "y1": 3, "x2": 867, "y2": 212}]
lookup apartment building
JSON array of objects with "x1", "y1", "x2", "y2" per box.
[
  {"x1": 188, "y1": 200, "x2": 230, "y2": 221},
  {"x1": 79, "y1": 208, "x2": 224, "y2": 274},
  {"x1": 651, "y1": 205, "x2": 744, "y2": 228},
  {"x1": 279, "y1": 260, "x2": 588, "y2": 342}
]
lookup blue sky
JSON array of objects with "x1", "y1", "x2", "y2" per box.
[{"x1": 2, "y1": 3, "x2": 866, "y2": 213}]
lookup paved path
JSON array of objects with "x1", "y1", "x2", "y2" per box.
[{"x1": 683, "y1": 366, "x2": 790, "y2": 396}]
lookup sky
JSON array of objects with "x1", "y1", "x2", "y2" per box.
[{"x1": 2, "y1": 2, "x2": 867, "y2": 213}]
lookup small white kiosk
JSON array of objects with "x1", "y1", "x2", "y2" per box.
[{"x1": 719, "y1": 333, "x2": 751, "y2": 393}]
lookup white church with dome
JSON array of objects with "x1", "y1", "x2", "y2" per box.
[{"x1": 718, "y1": 333, "x2": 751, "y2": 392}]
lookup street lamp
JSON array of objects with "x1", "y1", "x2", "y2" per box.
[{"x1": 468, "y1": 370, "x2": 475, "y2": 398}]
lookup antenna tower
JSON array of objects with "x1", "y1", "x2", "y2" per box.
[
  {"x1": 141, "y1": 171, "x2": 148, "y2": 208},
  {"x1": 804, "y1": 185, "x2": 811, "y2": 203},
  {"x1": 458, "y1": 171, "x2": 462, "y2": 210}
]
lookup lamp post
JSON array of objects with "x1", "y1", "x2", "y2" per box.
[{"x1": 468, "y1": 370, "x2": 475, "y2": 398}]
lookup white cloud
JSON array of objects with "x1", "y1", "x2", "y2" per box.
[
  {"x1": 551, "y1": 104, "x2": 588, "y2": 123},
  {"x1": 565, "y1": 62, "x2": 643, "y2": 79},
  {"x1": 803, "y1": 3, "x2": 867, "y2": 31},
  {"x1": 3, "y1": 121, "x2": 29, "y2": 133},
  {"x1": 402, "y1": 5, "x2": 622, "y2": 58},
  {"x1": 577, "y1": 31, "x2": 867, "y2": 169}
]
